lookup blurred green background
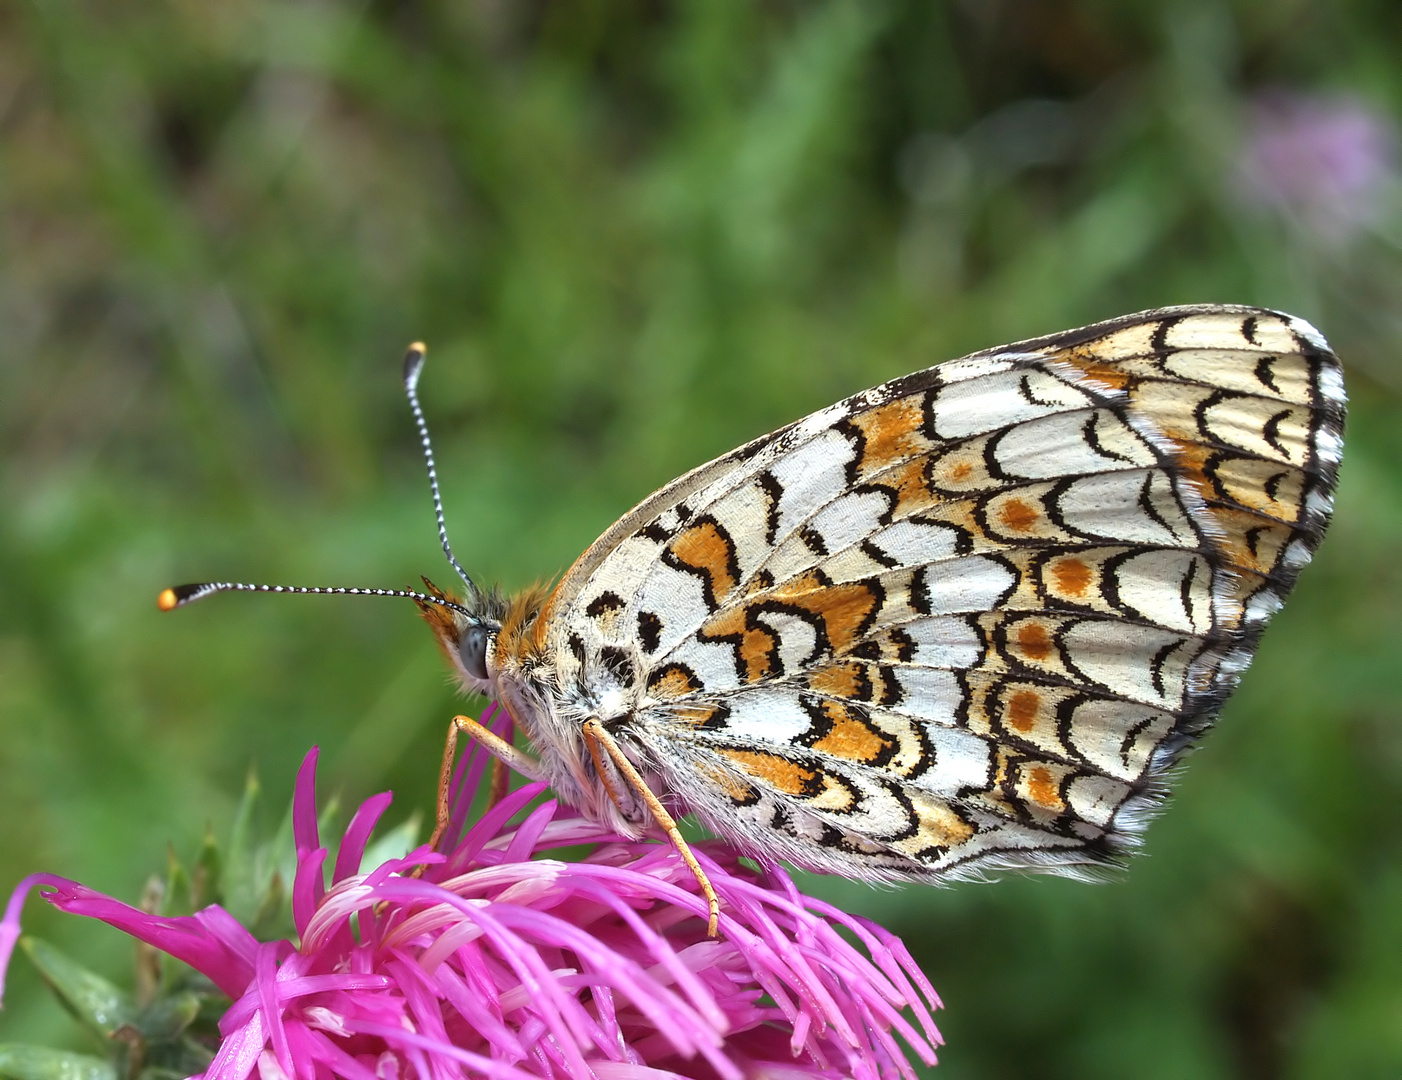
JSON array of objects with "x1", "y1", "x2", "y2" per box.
[{"x1": 2, "y1": 1, "x2": 1401, "y2": 1075}]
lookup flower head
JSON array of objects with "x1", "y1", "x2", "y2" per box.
[
  {"x1": 2, "y1": 704, "x2": 941, "y2": 1079},
  {"x1": 1236, "y1": 90, "x2": 1395, "y2": 245}
]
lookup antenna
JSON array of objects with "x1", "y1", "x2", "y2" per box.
[
  {"x1": 157, "y1": 581, "x2": 472, "y2": 616},
  {"x1": 157, "y1": 341, "x2": 482, "y2": 620},
  {"x1": 402, "y1": 343, "x2": 482, "y2": 608}
]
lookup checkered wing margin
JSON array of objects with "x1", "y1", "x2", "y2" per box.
[{"x1": 533, "y1": 305, "x2": 1345, "y2": 882}]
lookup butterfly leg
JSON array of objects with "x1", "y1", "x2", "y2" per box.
[
  {"x1": 419, "y1": 713, "x2": 546, "y2": 872},
  {"x1": 582, "y1": 718, "x2": 721, "y2": 937},
  {"x1": 582, "y1": 724, "x2": 633, "y2": 815},
  {"x1": 487, "y1": 757, "x2": 510, "y2": 809}
]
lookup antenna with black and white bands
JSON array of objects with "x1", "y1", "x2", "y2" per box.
[
  {"x1": 157, "y1": 343, "x2": 478, "y2": 620},
  {"x1": 400, "y1": 342, "x2": 482, "y2": 609}
]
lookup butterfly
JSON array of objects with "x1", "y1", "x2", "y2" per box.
[{"x1": 161, "y1": 304, "x2": 1345, "y2": 935}]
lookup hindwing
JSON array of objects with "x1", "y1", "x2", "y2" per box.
[{"x1": 525, "y1": 305, "x2": 1344, "y2": 882}]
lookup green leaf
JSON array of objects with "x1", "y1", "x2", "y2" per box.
[
  {"x1": 246, "y1": 869, "x2": 289, "y2": 943},
  {"x1": 190, "y1": 826, "x2": 222, "y2": 912},
  {"x1": 0, "y1": 1046, "x2": 116, "y2": 1080},
  {"x1": 162, "y1": 848, "x2": 192, "y2": 920},
  {"x1": 133, "y1": 990, "x2": 201, "y2": 1040},
  {"x1": 136, "y1": 1067, "x2": 203, "y2": 1080},
  {"x1": 18, "y1": 939, "x2": 137, "y2": 1038},
  {"x1": 222, "y1": 767, "x2": 262, "y2": 924}
]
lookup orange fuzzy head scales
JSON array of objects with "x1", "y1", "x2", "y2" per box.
[
  {"x1": 415, "y1": 577, "x2": 553, "y2": 688},
  {"x1": 498, "y1": 582, "x2": 554, "y2": 666},
  {"x1": 415, "y1": 577, "x2": 472, "y2": 667}
]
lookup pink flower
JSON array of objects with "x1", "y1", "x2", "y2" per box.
[
  {"x1": 1236, "y1": 90, "x2": 1395, "y2": 244},
  {"x1": 2, "y1": 705, "x2": 942, "y2": 1079}
]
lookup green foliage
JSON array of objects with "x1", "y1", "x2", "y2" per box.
[
  {"x1": 0, "y1": 936, "x2": 208, "y2": 1080},
  {"x1": 0, "y1": 769, "x2": 347, "y2": 1074},
  {"x1": 2, "y1": 1, "x2": 1401, "y2": 1075}
]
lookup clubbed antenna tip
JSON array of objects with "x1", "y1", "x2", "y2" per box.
[
  {"x1": 403, "y1": 342, "x2": 427, "y2": 391},
  {"x1": 157, "y1": 584, "x2": 219, "y2": 610}
]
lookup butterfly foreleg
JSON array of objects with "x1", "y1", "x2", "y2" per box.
[
  {"x1": 582, "y1": 721, "x2": 633, "y2": 817},
  {"x1": 581, "y1": 718, "x2": 721, "y2": 938},
  {"x1": 417, "y1": 712, "x2": 546, "y2": 874}
]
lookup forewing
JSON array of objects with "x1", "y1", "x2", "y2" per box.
[{"x1": 539, "y1": 305, "x2": 1344, "y2": 881}]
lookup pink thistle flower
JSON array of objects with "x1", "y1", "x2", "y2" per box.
[
  {"x1": 1, "y1": 705, "x2": 942, "y2": 1079},
  {"x1": 1236, "y1": 90, "x2": 1395, "y2": 245}
]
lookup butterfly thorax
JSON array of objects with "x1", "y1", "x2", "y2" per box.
[
  {"x1": 495, "y1": 657, "x2": 656, "y2": 837},
  {"x1": 421, "y1": 580, "x2": 657, "y2": 836}
]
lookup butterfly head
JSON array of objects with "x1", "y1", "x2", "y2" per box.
[{"x1": 414, "y1": 576, "x2": 512, "y2": 694}]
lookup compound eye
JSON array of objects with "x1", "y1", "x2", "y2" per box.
[{"x1": 458, "y1": 624, "x2": 490, "y2": 681}]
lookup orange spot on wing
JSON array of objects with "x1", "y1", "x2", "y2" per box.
[
  {"x1": 910, "y1": 795, "x2": 976, "y2": 847},
  {"x1": 774, "y1": 570, "x2": 828, "y2": 595},
  {"x1": 773, "y1": 578, "x2": 880, "y2": 655},
  {"x1": 702, "y1": 606, "x2": 779, "y2": 682},
  {"x1": 702, "y1": 606, "x2": 746, "y2": 637},
  {"x1": 1006, "y1": 689, "x2": 1040, "y2": 733},
  {"x1": 1162, "y1": 437, "x2": 1293, "y2": 578},
  {"x1": 807, "y1": 661, "x2": 865, "y2": 699},
  {"x1": 1050, "y1": 557, "x2": 1093, "y2": 597},
  {"x1": 849, "y1": 398, "x2": 930, "y2": 476},
  {"x1": 930, "y1": 451, "x2": 985, "y2": 492},
  {"x1": 650, "y1": 665, "x2": 700, "y2": 699},
  {"x1": 706, "y1": 573, "x2": 879, "y2": 678},
  {"x1": 1015, "y1": 622, "x2": 1053, "y2": 661},
  {"x1": 809, "y1": 701, "x2": 892, "y2": 763},
  {"x1": 885, "y1": 457, "x2": 936, "y2": 514},
  {"x1": 669, "y1": 520, "x2": 740, "y2": 605},
  {"x1": 1027, "y1": 765, "x2": 1063, "y2": 810},
  {"x1": 719, "y1": 749, "x2": 818, "y2": 798},
  {"x1": 997, "y1": 498, "x2": 1040, "y2": 533},
  {"x1": 1059, "y1": 352, "x2": 1132, "y2": 392},
  {"x1": 1164, "y1": 438, "x2": 1215, "y2": 500},
  {"x1": 672, "y1": 705, "x2": 721, "y2": 728},
  {"x1": 738, "y1": 627, "x2": 779, "y2": 682},
  {"x1": 698, "y1": 763, "x2": 756, "y2": 804},
  {"x1": 817, "y1": 587, "x2": 881, "y2": 653}
]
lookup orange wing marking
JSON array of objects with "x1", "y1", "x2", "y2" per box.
[
  {"x1": 719, "y1": 748, "x2": 818, "y2": 797},
  {"x1": 649, "y1": 664, "x2": 702, "y2": 699},
  {"x1": 845, "y1": 398, "x2": 932, "y2": 478},
  {"x1": 666, "y1": 519, "x2": 742, "y2": 608},
  {"x1": 905, "y1": 795, "x2": 977, "y2": 850},
  {"x1": 1049, "y1": 557, "x2": 1093, "y2": 598},
  {"x1": 1015, "y1": 622, "x2": 1054, "y2": 662},
  {"x1": 771, "y1": 574, "x2": 882, "y2": 655},
  {"x1": 1025, "y1": 765, "x2": 1066, "y2": 812},
  {"x1": 1006, "y1": 689, "x2": 1041, "y2": 734},
  {"x1": 699, "y1": 606, "x2": 780, "y2": 683},
  {"x1": 808, "y1": 701, "x2": 895, "y2": 765},
  {"x1": 1055, "y1": 350, "x2": 1132, "y2": 393},
  {"x1": 997, "y1": 497, "x2": 1041, "y2": 534},
  {"x1": 806, "y1": 661, "x2": 867, "y2": 700}
]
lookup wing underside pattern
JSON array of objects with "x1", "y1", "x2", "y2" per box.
[{"x1": 531, "y1": 306, "x2": 1345, "y2": 882}]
